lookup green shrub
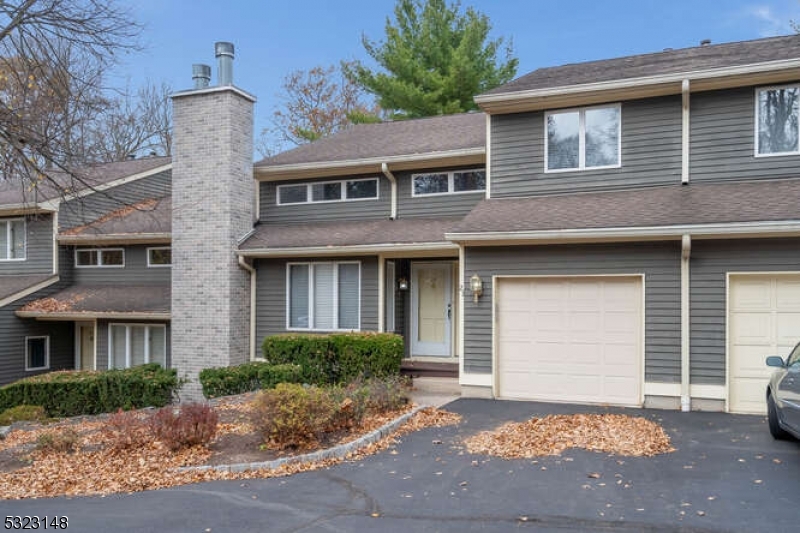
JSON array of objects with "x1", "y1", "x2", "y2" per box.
[
  {"x1": 0, "y1": 405, "x2": 47, "y2": 425},
  {"x1": 35, "y1": 428, "x2": 80, "y2": 454},
  {"x1": 251, "y1": 383, "x2": 336, "y2": 450},
  {"x1": 0, "y1": 364, "x2": 181, "y2": 418},
  {"x1": 149, "y1": 403, "x2": 219, "y2": 451},
  {"x1": 262, "y1": 333, "x2": 403, "y2": 384},
  {"x1": 199, "y1": 362, "x2": 303, "y2": 398}
]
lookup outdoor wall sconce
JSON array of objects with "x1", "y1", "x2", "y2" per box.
[
  {"x1": 470, "y1": 273, "x2": 484, "y2": 303},
  {"x1": 397, "y1": 277, "x2": 409, "y2": 291}
]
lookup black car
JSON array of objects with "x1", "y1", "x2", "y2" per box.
[{"x1": 765, "y1": 342, "x2": 800, "y2": 440}]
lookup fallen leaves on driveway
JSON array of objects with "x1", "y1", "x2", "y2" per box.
[{"x1": 463, "y1": 413, "x2": 674, "y2": 458}]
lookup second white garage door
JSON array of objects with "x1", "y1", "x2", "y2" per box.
[{"x1": 496, "y1": 276, "x2": 643, "y2": 406}]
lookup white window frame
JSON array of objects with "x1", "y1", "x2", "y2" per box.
[
  {"x1": 107, "y1": 323, "x2": 167, "y2": 369},
  {"x1": 277, "y1": 178, "x2": 380, "y2": 205},
  {"x1": 0, "y1": 217, "x2": 26, "y2": 262},
  {"x1": 410, "y1": 168, "x2": 486, "y2": 197},
  {"x1": 754, "y1": 83, "x2": 800, "y2": 158},
  {"x1": 285, "y1": 261, "x2": 362, "y2": 332},
  {"x1": 75, "y1": 247, "x2": 125, "y2": 268},
  {"x1": 146, "y1": 246, "x2": 171, "y2": 268},
  {"x1": 25, "y1": 336, "x2": 50, "y2": 371},
  {"x1": 544, "y1": 103, "x2": 622, "y2": 173}
]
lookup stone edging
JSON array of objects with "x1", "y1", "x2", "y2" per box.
[{"x1": 180, "y1": 405, "x2": 426, "y2": 473}]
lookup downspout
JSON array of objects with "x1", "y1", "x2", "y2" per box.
[
  {"x1": 681, "y1": 234, "x2": 691, "y2": 412},
  {"x1": 381, "y1": 163, "x2": 397, "y2": 220},
  {"x1": 238, "y1": 255, "x2": 257, "y2": 361},
  {"x1": 681, "y1": 79, "x2": 690, "y2": 185}
]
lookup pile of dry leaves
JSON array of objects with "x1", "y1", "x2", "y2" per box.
[
  {"x1": 464, "y1": 413, "x2": 674, "y2": 458},
  {"x1": 0, "y1": 405, "x2": 460, "y2": 500}
]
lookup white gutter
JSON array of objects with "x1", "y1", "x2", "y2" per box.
[
  {"x1": 485, "y1": 114, "x2": 492, "y2": 199},
  {"x1": 239, "y1": 242, "x2": 459, "y2": 258},
  {"x1": 381, "y1": 163, "x2": 398, "y2": 220},
  {"x1": 16, "y1": 311, "x2": 171, "y2": 321},
  {"x1": 58, "y1": 233, "x2": 171, "y2": 245},
  {"x1": 446, "y1": 220, "x2": 800, "y2": 243},
  {"x1": 681, "y1": 234, "x2": 691, "y2": 412},
  {"x1": 475, "y1": 58, "x2": 800, "y2": 107},
  {"x1": 238, "y1": 255, "x2": 257, "y2": 361},
  {"x1": 681, "y1": 80, "x2": 690, "y2": 184},
  {"x1": 52, "y1": 210, "x2": 59, "y2": 275},
  {"x1": 0, "y1": 276, "x2": 59, "y2": 309}
]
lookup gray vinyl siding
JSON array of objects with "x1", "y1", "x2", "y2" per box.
[
  {"x1": 71, "y1": 245, "x2": 170, "y2": 285},
  {"x1": 59, "y1": 169, "x2": 171, "y2": 229},
  {"x1": 463, "y1": 243, "x2": 681, "y2": 383},
  {"x1": 95, "y1": 320, "x2": 171, "y2": 371},
  {"x1": 259, "y1": 176, "x2": 390, "y2": 223},
  {"x1": 0, "y1": 279, "x2": 74, "y2": 386},
  {"x1": 490, "y1": 96, "x2": 682, "y2": 197},
  {"x1": 690, "y1": 238, "x2": 800, "y2": 386},
  {"x1": 0, "y1": 214, "x2": 53, "y2": 275},
  {"x1": 396, "y1": 166, "x2": 486, "y2": 218},
  {"x1": 690, "y1": 85, "x2": 800, "y2": 182},
  {"x1": 254, "y1": 256, "x2": 379, "y2": 350}
]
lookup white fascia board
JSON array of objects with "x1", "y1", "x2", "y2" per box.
[
  {"x1": 254, "y1": 148, "x2": 486, "y2": 181},
  {"x1": 58, "y1": 233, "x2": 171, "y2": 245},
  {"x1": 446, "y1": 220, "x2": 800, "y2": 244},
  {"x1": 0, "y1": 204, "x2": 57, "y2": 216},
  {"x1": 0, "y1": 276, "x2": 59, "y2": 308},
  {"x1": 16, "y1": 310, "x2": 171, "y2": 321},
  {"x1": 239, "y1": 242, "x2": 459, "y2": 258}
]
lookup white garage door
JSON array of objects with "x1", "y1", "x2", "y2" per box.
[
  {"x1": 496, "y1": 276, "x2": 642, "y2": 406},
  {"x1": 729, "y1": 274, "x2": 800, "y2": 414}
]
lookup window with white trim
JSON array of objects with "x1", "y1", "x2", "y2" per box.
[
  {"x1": 25, "y1": 336, "x2": 49, "y2": 371},
  {"x1": 412, "y1": 169, "x2": 485, "y2": 196},
  {"x1": 108, "y1": 324, "x2": 167, "y2": 369},
  {"x1": 277, "y1": 178, "x2": 379, "y2": 205},
  {"x1": 0, "y1": 218, "x2": 25, "y2": 261},
  {"x1": 287, "y1": 262, "x2": 360, "y2": 331},
  {"x1": 147, "y1": 247, "x2": 171, "y2": 267},
  {"x1": 546, "y1": 105, "x2": 621, "y2": 171},
  {"x1": 75, "y1": 248, "x2": 124, "y2": 268},
  {"x1": 756, "y1": 84, "x2": 800, "y2": 156}
]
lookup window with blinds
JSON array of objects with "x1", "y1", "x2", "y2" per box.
[
  {"x1": 287, "y1": 262, "x2": 361, "y2": 331},
  {"x1": 108, "y1": 324, "x2": 167, "y2": 368}
]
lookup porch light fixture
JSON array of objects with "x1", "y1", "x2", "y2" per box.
[
  {"x1": 470, "y1": 273, "x2": 483, "y2": 303},
  {"x1": 398, "y1": 277, "x2": 409, "y2": 291}
]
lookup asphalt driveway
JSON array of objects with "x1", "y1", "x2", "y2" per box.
[{"x1": 3, "y1": 399, "x2": 798, "y2": 533}]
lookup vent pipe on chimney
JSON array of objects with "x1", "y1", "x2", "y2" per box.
[
  {"x1": 192, "y1": 64, "x2": 211, "y2": 89},
  {"x1": 700, "y1": 39, "x2": 711, "y2": 46},
  {"x1": 215, "y1": 42, "x2": 235, "y2": 85}
]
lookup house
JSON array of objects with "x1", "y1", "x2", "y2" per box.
[{"x1": 2, "y1": 35, "x2": 800, "y2": 415}]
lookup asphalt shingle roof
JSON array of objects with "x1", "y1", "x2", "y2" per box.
[
  {"x1": 19, "y1": 285, "x2": 170, "y2": 315},
  {"x1": 0, "y1": 274, "x2": 55, "y2": 303},
  {"x1": 60, "y1": 197, "x2": 171, "y2": 237}
]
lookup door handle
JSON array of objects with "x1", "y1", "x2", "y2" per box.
[{"x1": 447, "y1": 303, "x2": 452, "y2": 319}]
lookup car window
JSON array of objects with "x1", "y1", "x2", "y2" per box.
[{"x1": 787, "y1": 342, "x2": 800, "y2": 367}]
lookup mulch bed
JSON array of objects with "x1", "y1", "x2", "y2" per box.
[
  {"x1": 0, "y1": 396, "x2": 461, "y2": 500},
  {"x1": 463, "y1": 413, "x2": 675, "y2": 458}
]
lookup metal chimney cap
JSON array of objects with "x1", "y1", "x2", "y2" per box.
[
  {"x1": 192, "y1": 63, "x2": 212, "y2": 89},
  {"x1": 215, "y1": 42, "x2": 235, "y2": 58},
  {"x1": 700, "y1": 39, "x2": 711, "y2": 46}
]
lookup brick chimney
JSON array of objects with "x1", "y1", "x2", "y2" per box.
[{"x1": 170, "y1": 42, "x2": 255, "y2": 398}]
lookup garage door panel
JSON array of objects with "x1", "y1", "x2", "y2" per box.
[
  {"x1": 497, "y1": 277, "x2": 642, "y2": 406},
  {"x1": 730, "y1": 274, "x2": 800, "y2": 414}
]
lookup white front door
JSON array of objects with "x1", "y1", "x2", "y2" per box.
[
  {"x1": 411, "y1": 263, "x2": 452, "y2": 357},
  {"x1": 77, "y1": 323, "x2": 95, "y2": 370}
]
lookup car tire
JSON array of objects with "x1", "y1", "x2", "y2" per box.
[{"x1": 767, "y1": 392, "x2": 788, "y2": 440}]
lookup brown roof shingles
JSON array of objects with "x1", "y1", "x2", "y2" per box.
[
  {"x1": 19, "y1": 285, "x2": 170, "y2": 315},
  {"x1": 240, "y1": 217, "x2": 462, "y2": 250},
  {"x1": 483, "y1": 34, "x2": 800, "y2": 96},
  {"x1": 451, "y1": 178, "x2": 800, "y2": 235},
  {"x1": 255, "y1": 113, "x2": 485, "y2": 168}
]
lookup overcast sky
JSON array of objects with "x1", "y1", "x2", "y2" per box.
[{"x1": 111, "y1": 0, "x2": 800, "y2": 149}]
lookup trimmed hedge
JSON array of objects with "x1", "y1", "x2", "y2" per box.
[
  {"x1": 0, "y1": 364, "x2": 180, "y2": 418},
  {"x1": 262, "y1": 332, "x2": 403, "y2": 384},
  {"x1": 199, "y1": 362, "x2": 303, "y2": 398}
]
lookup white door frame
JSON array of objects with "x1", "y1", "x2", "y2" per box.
[
  {"x1": 74, "y1": 321, "x2": 97, "y2": 371},
  {"x1": 410, "y1": 262, "x2": 453, "y2": 357}
]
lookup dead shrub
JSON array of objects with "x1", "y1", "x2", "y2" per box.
[
  {"x1": 149, "y1": 403, "x2": 219, "y2": 451},
  {"x1": 103, "y1": 409, "x2": 150, "y2": 451},
  {"x1": 35, "y1": 428, "x2": 80, "y2": 454}
]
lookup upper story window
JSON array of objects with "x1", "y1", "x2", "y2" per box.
[
  {"x1": 545, "y1": 104, "x2": 621, "y2": 172},
  {"x1": 412, "y1": 169, "x2": 485, "y2": 196},
  {"x1": 277, "y1": 178, "x2": 379, "y2": 205},
  {"x1": 76, "y1": 248, "x2": 124, "y2": 268},
  {"x1": 0, "y1": 218, "x2": 25, "y2": 261},
  {"x1": 147, "y1": 247, "x2": 171, "y2": 267},
  {"x1": 756, "y1": 85, "x2": 799, "y2": 156}
]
